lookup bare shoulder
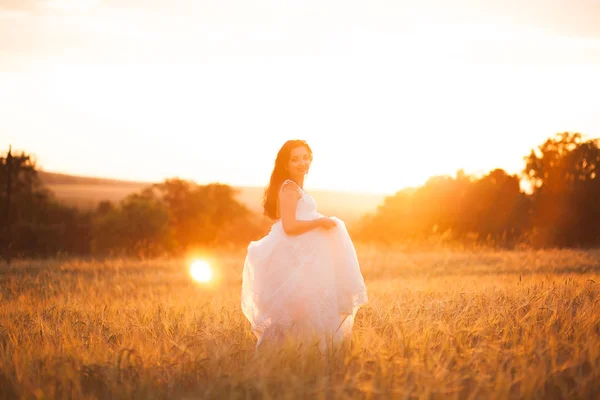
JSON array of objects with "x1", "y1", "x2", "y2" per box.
[{"x1": 280, "y1": 180, "x2": 301, "y2": 199}]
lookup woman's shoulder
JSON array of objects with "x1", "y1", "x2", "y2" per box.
[
  {"x1": 279, "y1": 180, "x2": 302, "y2": 198},
  {"x1": 281, "y1": 179, "x2": 299, "y2": 188}
]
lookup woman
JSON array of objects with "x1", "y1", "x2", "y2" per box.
[{"x1": 241, "y1": 139, "x2": 368, "y2": 352}]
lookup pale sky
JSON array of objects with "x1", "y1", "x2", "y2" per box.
[{"x1": 1, "y1": 0, "x2": 600, "y2": 193}]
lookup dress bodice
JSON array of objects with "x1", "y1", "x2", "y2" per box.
[
  {"x1": 295, "y1": 191, "x2": 320, "y2": 220},
  {"x1": 279, "y1": 179, "x2": 322, "y2": 221}
]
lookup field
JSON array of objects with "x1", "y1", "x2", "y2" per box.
[{"x1": 2, "y1": 248, "x2": 600, "y2": 399}]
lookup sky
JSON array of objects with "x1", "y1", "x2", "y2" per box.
[{"x1": 1, "y1": 0, "x2": 599, "y2": 194}]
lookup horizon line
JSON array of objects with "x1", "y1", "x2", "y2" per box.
[{"x1": 38, "y1": 169, "x2": 397, "y2": 196}]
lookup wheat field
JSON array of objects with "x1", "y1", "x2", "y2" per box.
[{"x1": 1, "y1": 248, "x2": 600, "y2": 399}]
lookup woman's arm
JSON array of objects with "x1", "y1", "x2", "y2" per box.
[{"x1": 280, "y1": 182, "x2": 333, "y2": 235}]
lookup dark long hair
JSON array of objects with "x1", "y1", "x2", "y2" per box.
[{"x1": 262, "y1": 139, "x2": 313, "y2": 220}]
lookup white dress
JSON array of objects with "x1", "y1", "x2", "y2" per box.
[{"x1": 241, "y1": 180, "x2": 368, "y2": 350}]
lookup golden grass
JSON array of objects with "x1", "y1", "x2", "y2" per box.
[{"x1": 1, "y1": 248, "x2": 600, "y2": 399}]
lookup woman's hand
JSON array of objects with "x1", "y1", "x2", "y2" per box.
[{"x1": 318, "y1": 217, "x2": 337, "y2": 230}]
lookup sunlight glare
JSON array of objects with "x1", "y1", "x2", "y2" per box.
[
  {"x1": 190, "y1": 260, "x2": 213, "y2": 283},
  {"x1": 49, "y1": 0, "x2": 100, "y2": 13}
]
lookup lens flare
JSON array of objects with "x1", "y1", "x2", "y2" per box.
[{"x1": 190, "y1": 260, "x2": 213, "y2": 283}]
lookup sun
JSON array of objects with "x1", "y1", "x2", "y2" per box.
[{"x1": 190, "y1": 260, "x2": 213, "y2": 283}]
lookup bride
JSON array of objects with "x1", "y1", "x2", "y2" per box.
[{"x1": 241, "y1": 139, "x2": 368, "y2": 352}]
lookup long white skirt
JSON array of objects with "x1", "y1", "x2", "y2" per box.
[{"x1": 241, "y1": 217, "x2": 368, "y2": 350}]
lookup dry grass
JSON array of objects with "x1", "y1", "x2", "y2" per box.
[{"x1": 1, "y1": 248, "x2": 600, "y2": 399}]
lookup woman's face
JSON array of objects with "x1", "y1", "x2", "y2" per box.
[{"x1": 287, "y1": 146, "x2": 311, "y2": 180}]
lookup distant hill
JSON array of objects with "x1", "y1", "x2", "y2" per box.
[
  {"x1": 39, "y1": 171, "x2": 153, "y2": 211},
  {"x1": 39, "y1": 171, "x2": 152, "y2": 187},
  {"x1": 39, "y1": 171, "x2": 386, "y2": 225}
]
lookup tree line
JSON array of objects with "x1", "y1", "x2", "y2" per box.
[
  {"x1": 0, "y1": 153, "x2": 269, "y2": 259},
  {"x1": 1, "y1": 131, "x2": 599, "y2": 259},
  {"x1": 355, "y1": 132, "x2": 600, "y2": 248}
]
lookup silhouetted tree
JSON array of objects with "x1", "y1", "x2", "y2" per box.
[
  {"x1": 458, "y1": 169, "x2": 530, "y2": 245},
  {"x1": 91, "y1": 178, "x2": 267, "y2": 257},
  {"x1": 3, "y1": 146, "x2": 12, "y2": 262},
  {"x1": 0, "y1": 150, "x2": 92, "y2": 257},
  {"x1": 523, "y1": 132, "x2": 600, "y2": 246},
  {"x1": 91, "y1": 188, "x2": 170, "y2": 257},
  {"x1": 153, "y1": 179, "x2": 255, "y2": 250},
  {"x1": 355, "y1": 169, "x2": 530, "y2": 248}
]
